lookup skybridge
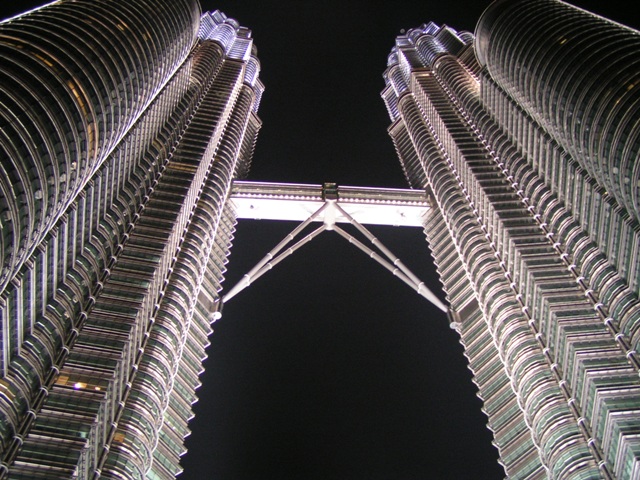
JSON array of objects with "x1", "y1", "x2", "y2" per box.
[{"x1": 222, "y1": 181, "x2": 446, "y2": 312}]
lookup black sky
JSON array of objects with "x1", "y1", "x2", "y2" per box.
[{"x1": 1, "y1": 1, "x2": 638, "y2": 479}]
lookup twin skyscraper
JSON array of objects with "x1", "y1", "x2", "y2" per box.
[{"x1": 0, "y1": 0, "x2": 639, "y2": 478}]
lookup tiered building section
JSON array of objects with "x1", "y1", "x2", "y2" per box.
[{"x1": 382, "y1": 1, "x2": 640, "y2": 478}]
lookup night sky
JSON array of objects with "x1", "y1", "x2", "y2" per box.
[{"x1": 1, "y1": 1, "x2": 638, "y2": 479}]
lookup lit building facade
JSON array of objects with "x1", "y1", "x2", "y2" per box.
[
  {"x1": 382, "y1": 1, "x2": 640, "y2": 479},
  {"x1": 0, "y1": 1, "x2": 263, "y2": 478}
]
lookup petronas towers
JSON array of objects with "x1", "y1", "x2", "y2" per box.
[{"x1": 1, "y1": 0, "x2": 639, "y2": 478}]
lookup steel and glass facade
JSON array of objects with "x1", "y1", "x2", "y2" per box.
[
  {"x1": 0, "y1": 1, "x2": 263, "y2": 478},
  {"x1": 3, "y1": 0, "x2": 640, "y2": 478},
  {"x1": 382, "y1": 1, "x2": 640, "y2": 478}
]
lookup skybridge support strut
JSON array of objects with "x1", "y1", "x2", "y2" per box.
[
  {"x1": 331, "y1": 202, "x2": 447, "y2": 312},
  {"x1": 221, "y1": 202, "x2": 329, "y2": 303},
  {"x1": 222, "y1": 183, "x2": 448, "y2": 313}
]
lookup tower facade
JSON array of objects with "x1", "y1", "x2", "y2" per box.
[
  {"x1": 382, "y1": 1, "x2": 640, "y2": 479},
  {"x1": 0, "y1": 1, "x2": 263, "y2": 478}
]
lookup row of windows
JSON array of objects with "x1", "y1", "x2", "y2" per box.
[
  {"x1": 398, "y1": 78, "x2": 555, "y2": 478},
  {"x1": 414, "y1": 133, "x2": 546, "y2": 477},
  {"x1": 479, "y1": 0, "x2": 640, "y2": 228},
  {"x1": 483, "y1": 77, "x2": 640, "y2": 299},
  {"x1": 0, "y1": 56, "x2": 193, "y2": 365},
  {"x1": 452, "y1": 61, "x2": 631, "y2": 476},
  {"x1": 90, "y1": 61, "x2": 255, "y2": 478},
  {"x1": 408, "y1": 49, "x2": 640, "y2": 477},
  {"x1": 0, "y1": 46, "x2": 202, "y2": 475},
  {"x1": 0, "y1": 0, "x2": 200, "y2": 294},
  {"x1": 476, "y1": 94, "x2": 640, "y2": 383},
  {"x1": 106, "y1": 85, "x2": 257, "y2": 479},
  {"x1": 444, "y1": 47, "x2": 640, "y2": 360}
]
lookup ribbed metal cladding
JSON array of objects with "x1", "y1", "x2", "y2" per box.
[
  {"x1": 383, "y1": 10, "x2": 640, "y2": 479},
  {"x1": 0, "y1": 0, "x2": 200, "y2": 293},
  {"x1": 475, "y1": 0, "x2": 640, "y2": 225},
  {"x1": 105, "y1": 83, "x2": 259, "y2": 480},
  {"x1": 0, "y1": 3, "x2": 263, "y2": 479},
  {"x1": 399, "y1": 77, "x2": 600, "y2": 479}
]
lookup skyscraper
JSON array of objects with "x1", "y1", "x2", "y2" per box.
[
  {"x1": 2, "y1": 0, "x2": 639, "y2": 479},
  {"x1": 382, "y1": 1, "x2": 640, "y2": 478},
  {"x1": 0, "y1": 1, "x2": 263, "y2": 478}
]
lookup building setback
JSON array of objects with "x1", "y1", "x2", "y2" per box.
[
  {"x1": 0, "y1": 0, "x2": 263, "y2": 478},
  {"x1": 382, "y1": 0, "x2": 640, "y2": 478}
]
